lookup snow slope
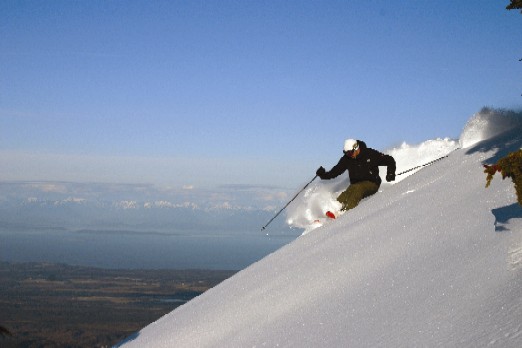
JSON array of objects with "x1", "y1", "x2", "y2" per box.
[{"x1": 118, "y1": 109, "x2": 522, "y2": 347}]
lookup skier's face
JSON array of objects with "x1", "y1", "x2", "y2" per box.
[{"x1": 349, "y1": 148, "x2": 360, "y2": 158}]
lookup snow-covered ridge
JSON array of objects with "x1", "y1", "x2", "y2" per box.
[
  {"x1": 1, "y1": 181, "x2": 288, "y2": 213},
  {"x1": 18, "y1": 197, "x2": 260, "y2": 212},
  {"x1": 143, "y1": 201, "x2": 199, "y2": 209},
  {"x1": 118, "y1": 108, "x2": 522, "y2": 347}
]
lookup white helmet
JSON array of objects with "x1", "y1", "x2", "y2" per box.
[{"x1": 343, "y1": 139, "x2": 359, "y2": 153}]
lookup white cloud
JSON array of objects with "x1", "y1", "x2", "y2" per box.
[
  {"x1": 113, "y1": 200, "x2": 138, "y2": 209},
  {"x1": 257, "y1": 191, "x2": 288, "y2": 202},
  {"x1": 62, "y1": 197, "x2": 86, "y2": 204},
  {"x1": 27, "y1": 183, "x2": 69, "y2": 193}
]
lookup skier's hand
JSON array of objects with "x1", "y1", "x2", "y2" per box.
[
  {"x1": 316, "y1": 166, "x2": 326, "y2": 178},
  {"x1": 386, "y1": 173, "x2": 395, "y2": 182}
]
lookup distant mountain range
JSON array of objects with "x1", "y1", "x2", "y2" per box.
[{"x1": 0, "y1": 182, "x2": 292, "y2": 235}]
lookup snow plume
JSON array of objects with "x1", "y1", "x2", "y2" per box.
[
  {"x1": 386, "y1": 138, "x2": 459, "y2": 180},
  {"x1": 285, "y1": 177, "x2": 344, "y2": 230},
  {"x1": 459, "y1": 107, "x2": 522, "y2": 148}
]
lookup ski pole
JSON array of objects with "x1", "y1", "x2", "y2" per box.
[
  {"x1": 397, "y1": 149, "x2": 460, "y2": 176},
  {"x1": 261, "y1": 175, "x2": 318, "y2": 231}
]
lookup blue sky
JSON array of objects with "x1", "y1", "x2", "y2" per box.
[{"x1": 1, "y1": 0, "x2": 521, "y2": 190}]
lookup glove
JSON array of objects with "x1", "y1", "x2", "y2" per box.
[
  {"x1": 386, "y1": 173, "x2": 395, "y2": 182},
  {"x1": 316, "y1": 166, "x2": 326, "y2": 178}
]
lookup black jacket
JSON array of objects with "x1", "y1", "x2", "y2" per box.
[{"x1": 320, "y1": 140, "x2": 396, "y2": 186}]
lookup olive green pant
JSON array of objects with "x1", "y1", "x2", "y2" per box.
[{"x1": 337, "y1": 181, "x2": 379, "y2": 211}]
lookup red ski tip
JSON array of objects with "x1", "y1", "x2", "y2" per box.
[{"x1": 326, "y1": 211, "x2": 336, "y2": 219}]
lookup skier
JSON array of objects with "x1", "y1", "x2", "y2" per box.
[{"x1": 316, "y1": 139, "x2": 396, "y2": 214}]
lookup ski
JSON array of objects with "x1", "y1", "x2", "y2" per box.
[{"x1": 311, "y1": 210, "x2": 337, "y2": 226}]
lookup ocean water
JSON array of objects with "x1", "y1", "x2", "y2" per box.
[{"x1": 0, "y1": 228, "x2": 299, "y2": 270}]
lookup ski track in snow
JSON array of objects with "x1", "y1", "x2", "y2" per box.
[{"x1": 509, "y1": 246, "x2": 522, "y2": 270}]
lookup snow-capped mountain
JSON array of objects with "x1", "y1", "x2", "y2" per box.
[
  {"x1": 0, "y1": 182, "x2": 294, "y2": 234},
  {"x1": 118, "y1": 109, "x2": 522, "y2": 347}
]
